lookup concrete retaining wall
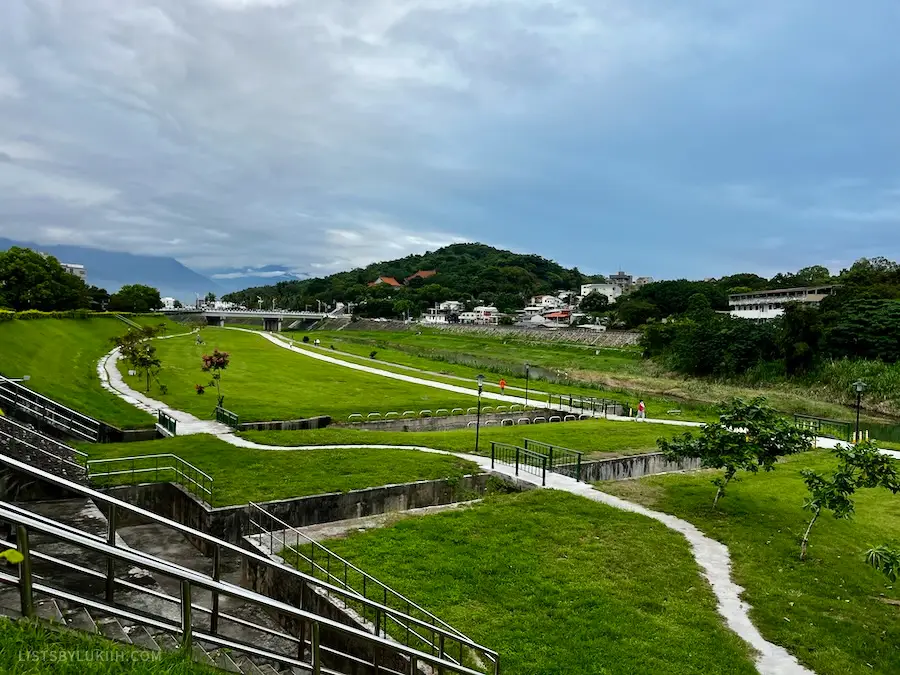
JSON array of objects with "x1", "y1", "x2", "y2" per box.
[
  {"x1": 341, "y1": 409, "x2": 557, "y2": 432},
  {"x1": 237, "y1": 415, "x2": 332, "y2": 432},
  {"x1": 579, "y1": 452, "x2": 702, "y2": 482}
]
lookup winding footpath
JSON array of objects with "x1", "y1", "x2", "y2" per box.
[{"x1": 95, "y1": 329, "x2": 838, "y2": 675}]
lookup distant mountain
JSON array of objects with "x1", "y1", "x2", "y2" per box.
[
  {"x1": 207, "y1": 265, "x2": 313, "y2": 294},
  {"x1": 0, "y1": 238, "x2": 220, "y2": 301}
]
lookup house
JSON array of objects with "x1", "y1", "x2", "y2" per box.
[
  {"x1": 529, "y1": 295, "x2": 564, "y2": 309},
  {"x1": 608, "y1": 271, "x2": 633, "y2": 289},
  {"x1": 633, "y1": 276, "x2": 653, "y2": 288},
  {"x1": 423, "y1": 300, "x2": 463, "y2": 324},
  {"x1": 729, "y1": 286, "x2": 838, "y2": 320},
  {"x1": 367, "y1": 276, "x2": 402, "y2": 288},
  {"x1": 161, "y1": 297, "x2": 178, "y2": 310},
  {"x1": 404, "y1": 270, "x2": 437, "y2": 284},
  {"x1": 60, "y1": 262, "x2": 86, "y2": 281},
  {"x1": 580, "y1": 283, "x2": 624, "y2": 304},
  {"x1": 458, "y1": 306, "x2": 500, "y2": 325}
]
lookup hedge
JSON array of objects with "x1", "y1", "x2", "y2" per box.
[{"x1": 0, "y1": 311, "x2": 165, "y2": 322}]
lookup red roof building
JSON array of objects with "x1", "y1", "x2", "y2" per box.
[
  {"x1": 404, "y1": 270, "x2": 437, "y2": 283},
  {"x1": 368, "y1": 276, "x2": 402, "y2": 288}
]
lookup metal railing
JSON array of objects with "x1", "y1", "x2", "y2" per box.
[
  {"x1": 247, "y1": 505, "x2": 496, "y2": 672},
  {"x1": 794, "y1": 415, "x2": 852, "y2": 442},
  {"x1": 86, "y1": 454, "x2": 213, "y2": 502},
  {"x1": 0, "y1": 416, "x2": 88, "y2": 473},
  {"x1": 215, "y1": 406, "x2": 239, "y2": 428},
  {"x1": 0, "y1": 375, "x2": 102, "y2": 442},
  {"x1": 157, "y1": 410, "x2": 177, "y2": 436},
  {"x1": 0, "y1": 504, "x2": 489, "y2": 675},
  {"x1": 489, "y1": 442, "x2": 548, "y2": 485},
  {"x1": 0, "y1": 452, "x2": 498, "y2": 675},
  {"x1": 546, "y1": 393, "x2": 624, "y2": 416},
  {"x1": 523, "y1": 439, "x2": 584, "y2": 481}
]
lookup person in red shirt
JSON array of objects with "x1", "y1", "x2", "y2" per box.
[
  {"x1": 636, "y1": 400, "x2": 646, "y2": 421},
  {"x1": 499, "y1": 378, "x2": 506, "y2": 393}
]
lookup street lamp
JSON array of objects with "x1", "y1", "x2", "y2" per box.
[
  {"x1": 524, "y1": 363, "x2": 530, "y2": 408},
  {"x1": 853, "y1": 380, "x2": 867, "y2": 443},
  {"x1": 475, "y1": 374, "x2": 485, "y2": 453}
]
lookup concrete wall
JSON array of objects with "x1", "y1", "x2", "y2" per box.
[
  {"x1": 340, "y1": 409, "x2": 556, "y2": 432},
  {"x1": 238, "y1": 415, "x2": 332, "y2": 432},
  {"x1": 579, "y1": 452, "x2": 702, "y2": 483}
]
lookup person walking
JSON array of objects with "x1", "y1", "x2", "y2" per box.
[
  {"x1": 636, "y1": 400, "x2": 646, "y2": 421},
  {"x1": 499, "y1": 378, "x2": 506, "y2": 393}
]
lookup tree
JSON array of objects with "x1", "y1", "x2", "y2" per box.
[
  {"x1": 579, "y1": 291, "x2": 609, "y2": 315},
  {"x1": 173, "y1": 299, "x2": 184, "y2": 308},
  {"x1": 87, "y1": 285, "x2": 110, "y2": 311},
  {"x1": 205, "y1": 292, "x2": 216, "y2": 303},
  {"x1": 112, "y1": 324, "x2": 167, "y2": 393},
  {"x1": 659, "y1": 397, "x2": 812, "y2": 507},
  {"x1": 199, "y1": 349, "x2": 230, "y2": 408},
  {"x1": 0, "y1": 247, "x2": 90, "y2": 311},
  {"x1": 800, "y1": 441, "x2": 900, "y2": 559},
  {"x1": 108, "y1": 284, "x2": 163, "y2": 313},
  {"x1": 865, "y1": 545, "x2": 900, "y2": 582},
  {"x1": 779, "y1": 302, "x2": 823, "y2": 375}
]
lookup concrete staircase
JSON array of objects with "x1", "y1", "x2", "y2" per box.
[{"x1": 0, "y1": 497, "x2": 304, "y2": 674}]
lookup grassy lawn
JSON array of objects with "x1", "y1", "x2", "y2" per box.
[
  {"x1": 0, "y1": 617, "x2": 215, "y2": 674},
  {"x1": 125, "y1": 328, "x2": 478, "y2": 422},
  {"x1": 0, "y1": 316, "x2": 181, "y2": 429},
  {"x1": 313, "y1": 490, "x2": 756, "y2": 675},
  {"x1": 82, "y1": 435, "x2": 480, "y2": 506},
  {"x1": 239, "y1": 418, "x2": 676, "y2": 459},
  {"x1": 598, "y1": 451, "x2": 900, "y2": 675}
]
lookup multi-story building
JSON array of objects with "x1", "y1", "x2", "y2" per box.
[
  {"x1": 529, "y1": 295, "x2": 564, "y2": 309},
  {"x1": 458, "y1": 305, "x2": 500, "y2": 325},
  {"x1": 608, "y1": 271, "x2": 633, "y2": 288},
  {"x1": 423, "y1": 300, "x2": 463, "y2": 324},
  {"x1": 580, "y1": 283, "x2": 624, "y2": 304},
  {"x1": 60, "y1": 262, "x2": 86, "y2": 281},
  {"x1": 728, "y1": 286, "x2": 838, "y2": 320}
]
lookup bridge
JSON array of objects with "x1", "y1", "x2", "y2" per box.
[{"x1": 159, "y1": 307, "x2": 340, "y2": 331}]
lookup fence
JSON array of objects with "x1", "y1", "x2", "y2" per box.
[
  {"x1": 0, "y1": 376, "x2": 102, "y2": 442},
  {"x1": 157, "y1": 410, "x2": 177, "y2": 436},
  {"x1": 523, "y1": 439, "x2": 583, "y2": 481},
  {"x1": 794, "y1": 415, "x2": 852, "y2": 442},
  {"x1": 87, "y1": 454, "x2": 213, "y2": 502},
  {"x1": 489, "y1": 442, "x2": 548, "y2": 485},
  {"x1": 547, "y1": 393, "x2": 624, "y2": 416},
  {"x1": 247, "y1": 504, "x2": 498, "y2": 672},
  {"x1": 215, "y1": 406, "x2": 239, "y2": 428}
]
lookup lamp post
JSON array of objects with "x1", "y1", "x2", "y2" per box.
[
  {"x1": 475, "y1": 374, "x2": 485, "y2": 453},
  {"x1": 524, "y1": 363, "x2": 530, "y2": 408},
  {"x1": 853, "y1": 380, "x2": 867, "y2": 443}
]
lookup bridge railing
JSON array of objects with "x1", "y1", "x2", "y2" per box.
[
  {"x1": 215, "y1": 406, "x2": 239, "y2": 428},
  {"x1": 0, "y1": 376, "x2": 102, "y2": 442},
  {"x1": 489, "y1": 442, "x2": 548, "y2": 486},
  {"x1": 523, "y1": 439, "x2": 583, "y2": 481},
  {"x1": 794, "y1": 415, "x2": 852, "y2": 442}
]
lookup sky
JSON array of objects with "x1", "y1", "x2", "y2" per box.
[{"x1": 0, "y1": 0, "x2": 898, "y2": 281}]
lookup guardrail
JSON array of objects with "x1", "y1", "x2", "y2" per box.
[
  {"x1": 547, "y1": 394, "x2": 624, "y2": 416},
  {"x1": 0, "y1": 376, "x2": 102, "y2": 442},
  {"x1": 0, "y1": 451, "x2": 498, "y2": 675},
  {"x1": 86, "y1": 454, "x2": 213, "y2": 502},
  {"x1": 489, "y1": 442, "x2": 548, "y2": 486},
  {"x1": 157, "y1": 410, "x2": 177, "y2": 436},
  {"x1": 794, "y1": 414, "x2": 852, "y2": 442},
  {"x1": 247, "y1": 505, "x2": 496, "y2": 671},
  {"x1": 215, "y1": 406, "x2": 239, "y2": 428},
  {"x1": 0, "y1": 416, "x2": 88, "y2": 474},
  {"x1": 523, "y1": 439, "x2": 584, "y2": 481}
]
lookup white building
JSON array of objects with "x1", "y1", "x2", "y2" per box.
[
  {"x1": 729, "y1": 286, "x2": 838, "y2": 320},
  {"x1": 529, "y1": 295, "x2": 564, "y2": 309},
  {"x1": 580, "y1": 283, "x2": 624, "y2": 304},
  {"x1": 458, "y1": 305, "x2": 500, "y2": 325},
  {"x1": 423, "y1": 300, "x2": 463, "y2": 324},
  {"x1": 161, "y1": 297, "x2": 178, "y2": 310},
  {"x1": 61, "y1": 263, "x2": 86, "y2": 281},
  {"x1": 634, "y1": 276, "x2": 653, "y2": 288}
]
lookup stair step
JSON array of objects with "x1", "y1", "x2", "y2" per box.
[
  {"x1": 192, "y1": 643, "x2": 217, "y2": 667},
  {"x1": 210, "y1": 648, "x2": 243, "y2": 673},
  {"x1": 34, "y1": 598, "x2": 64, "y2": 625},
  {"x1": 63, "y1": 606, "x2": 98, "y2": 634},
  {"x1": 256, "y1": 665, "x2": 281, "y2": 675},
  {"x1": 234, "y1": 656, "x2": 266, "y2": 675},
  {"x1": 154, "y1": 631, "x2": 182, "y2": 652},
  {"x1": 97, "y1": 616, "x2": 132, "y2": 644},
  {"x1": 125, "y1": 624, "x2": 161, "y2": 652}
]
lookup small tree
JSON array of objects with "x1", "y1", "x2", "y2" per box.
[
  {"x1": 112, "y1": 324, "x2": 167, "y2": 393},
  {"x1": 579, "y1": 291, "x2": 609, "y2": 315},
  {"x1": 659, "y1": 397, "x2": 812, "y2": 507},
  {"x1": 200, "y1": 349, "x2": 230, "y2": 408},
  {"x1": 800, "y1": 441, "x2": 900, "y2": 560},
  {"x1": 865, "y1": 545, "x2": 900, "y2": 582}
]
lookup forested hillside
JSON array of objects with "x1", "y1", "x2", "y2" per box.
[{"x1": 223, "y1": 243, "x2": 592, "y2": 315}]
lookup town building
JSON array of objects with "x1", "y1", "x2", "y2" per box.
[
  {"x1": 404, "y1": 270, "x2": 437, "y2": 283},
  {"x1": 608, "y1": 271, "x2": 633, "y2": 288},
  {"x1": 60, "y1": 262, "x2": 86, "y2": 281},
  {"x1": 367, "y1": 276, "x2": 402, "y2": 288},
  {"x1": 423, "y1": 300, "x2": 463, "y2": 324},
  {"x1": 728, "y1": 285, "x2": 838, "y2": 320},
  {"x1": 633, "y1": 276, "x2": 653, "y2": 288},
  {"x1": 580, "y1": 283, "x2": 624, "y2": 304},
  {"x1": 161, "y1": 297, "x2": 178, "y2": 310},
  {"x1": 529, "y1": 295, "x2": 565, "y2": 309},
  {"x1": 458, "y1": 305, "x2": 500, "y2": 325}
]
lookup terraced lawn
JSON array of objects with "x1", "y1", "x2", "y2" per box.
[
  {"x1": 0, "y1": 316, "x2": 181, "y2": 428},
  {"x1": 313, "y1": 490, "x2": 757, "y2": 675},
  {"x1": 83, "y1": 435, "x2": 480, "y2": 507},
  {"x1": 598, "y1": 451, "x2": 900, "y2": 675},
  {"x1": 126, "y1": 328, "x2": 478, "y2": 422}
]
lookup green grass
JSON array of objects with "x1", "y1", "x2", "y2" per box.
[
  {"x1": 313, "y1": 490, "x2": 756, "y2": 675},
  {"x1": 83, "y1": 435, "x2": 480, "y2": 506},
  {"x1": 0, "y1": 316, "x2": 182, "y2": 429},
  {"x1": 0, "y1": 617, "x2": 215, "y2": 674},
  {"x1": 239, "y1": 418, "x2": 677, "y2": 459},
  {"x1": 125, "y1": 328, "x2": 478, "y2": 422},
  {"x1": 597, "y1": 451, "x2": 900, "y2": 675}
]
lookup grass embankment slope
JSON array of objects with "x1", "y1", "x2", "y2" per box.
[
  {"x1": 240, "y1": 418, "x2": 676, "y2": 459},
  {"x1": 317, "y1": 490, "x2": 756, "y2": 675},
  {"x1": 312, "y1": 328, "x2": 889, "y2": 423},
  {"x1": 130, "y1": 328, "x2": 478, "y2": 423},
  {"x1": 599, "y1": 451, "x2": 900, "y2": 675},
  {"x1": 84, "y1": 435, "x2": 479, "y2": 507},
  {"x1": 0, "y1": 316, "x2": 182, "y2": 429}
]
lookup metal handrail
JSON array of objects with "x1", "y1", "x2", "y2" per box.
[
  {"x1": 523, "y1": 439, "x2": 583, "y2": 481},
  {"x1": 0, "y1": 375, "x2": 101, "y2": 441},
  {"x1": 0, "y1": 420, "x2": 88, "y2": 473},
  {"x1": 248, "y1": 504, "x2": 473, "y2": 653},
  {"x1": 87, "y1": 454, "x2": 212, "y2": 499},
  {"x1": 1, "y1": 505, "x2": 489, "y2": 675},
  {"x1": 489, "y1": 442, "x2": 548, "y2": 485},
  {"x1": 157, "y1": 409, "x2": 177, "y2": 436},
  {"x1": 0, "y1": 451, "x2": 498, "y2": 671}
]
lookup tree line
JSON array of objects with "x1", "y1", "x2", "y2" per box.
[{"x1": 0, "y1": 247, "x2": 163, "y2": 314}]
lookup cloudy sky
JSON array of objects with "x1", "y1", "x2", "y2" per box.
[{"x1": 1, "y1": 0, "x2": 898, "y2": 279}]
